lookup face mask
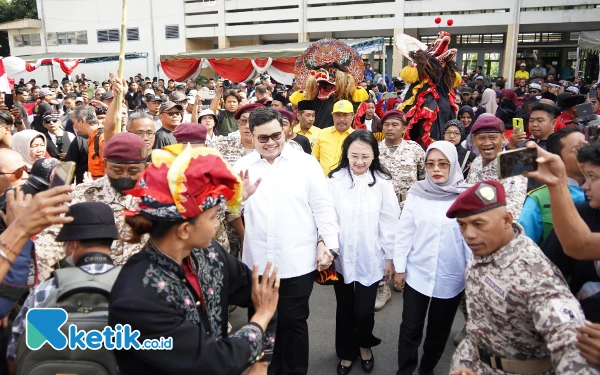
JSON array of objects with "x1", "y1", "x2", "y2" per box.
[
  {"x1": 64, "y1": 242, "x2": 75, "y2": 266},
  {"x1": 536, "y1": 64, "x2": 541, "y2": 68},
  {"x1": 108, "y1": 177, "x2": 137, "y2": 193}
]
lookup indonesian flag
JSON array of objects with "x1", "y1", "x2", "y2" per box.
[{"x1": 0, "y1": 59, "x2": 11, "y2": 94}]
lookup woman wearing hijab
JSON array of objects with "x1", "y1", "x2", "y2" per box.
[
  {"x1": 393, "y1": 141, "x2": 471, "y2": 375},
  {"x1": 11, "y1": 129, "x2": 47, "y2": 170},
  {"x1": 457, "y1": 106, "x2": 480, "y2": 157},
  {"x1": 443, "y1": 120, "x2": 476, "y2": 178},
  {"x1": 480, "y1": 88, "x2": 498, "y2": 116},
  {"x1": 328, "y1": 130, "x2": 400, "y2": 375},
  {"x1": 109, "y1": 144, "x2": 279, "y2": 375}
]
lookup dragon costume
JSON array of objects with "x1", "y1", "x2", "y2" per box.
[
  {"x1": 290, "y1": 38, "x2": 369, "y2": 129},
  {"x1": 395, "y1": 30, "x2": 462, "y2": 147}
]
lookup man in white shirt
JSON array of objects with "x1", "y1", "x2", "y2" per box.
[{"x1": 234, "y1": 107, "x2": 339, "y2": 375}]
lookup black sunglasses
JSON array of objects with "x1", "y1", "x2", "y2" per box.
[{"x1": 257, "y1": 131, "x2": 283, "y2": 144}]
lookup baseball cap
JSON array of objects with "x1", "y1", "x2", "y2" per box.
[
  {"x1": 186, "y1": 96, "x2": 195, "y2": 105},
  {"x1": 332, "y1": 100, "x2": 354, "y2": 114},
  {"x1": 39, "y1": 88, "x2": 53, "y2": 97},
  {"x1": 159, "y1": 101, "x2": 184, "y2": 114},
  {"x1": 520, "y1": 63, "x2": 526, "y2": 67},
  {"x1": 169, "y1": 91, "x2": 187, "y2": 103},
  {"x1": 143, "y1": 89, "x2": 155, "y2": 96}
]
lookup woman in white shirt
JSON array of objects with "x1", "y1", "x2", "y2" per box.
[
  {"x1": 328, "y1": 130, "x2": 400, "y2": 375},
  {"x1": 393, "y1": 141, "x2": 471, "y2": 375},
  {"x1": 198, "y1": 109, "x2": 219, "y2": 145}
]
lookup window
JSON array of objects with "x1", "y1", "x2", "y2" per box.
[
  {"x1": 13, "y1": 33, "x2": 41, "y2": 47},
  {"x1": 127, "y1": 27, "x2": 139, "y2": 41},
  {"x1": 97, "y1": 29, "x2": 120, "y2": 43},
  {"x1": 462, "y1": 53, "x2": 478, "y2": 74},
  {"x1": 165, "y1": 25, "x2": 179, "y2": 40},
  {"x1": 57, "y1": 32, "x2": 76, "y2": 45},
  {"x1": 483, "y1": 52, "x2": 501, "y2": 78}
]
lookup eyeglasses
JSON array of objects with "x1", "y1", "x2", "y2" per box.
[
  {"x1": 425, "y1": 161, "x2": 451, "y2": 170},
  {"x1": 132, "y1": 130, "x2": 155, "y2": 138},
  {"x1": 349, "y1": 154, "x2": 373, "y2": 162},
  {"x1": 444, "y1": 131, "x2": 461, "y2": 137},
  {"x1": 474, "y1": 134, "x2": 501, "y2": 142},
  {"x1": 0, "y1": 165, "x2": 27, "y2": 179},
  {"x1": 256, "y1": 131, "x2": 283, "y2": 143},
  {"x1": 238, "y1": 119, "x2": 249, "y2": 126},
  {"x1": 44, "y1": 119, "x2": 59, "y2": 124},
  {"x1": 164, "y1": 111, "x2": 182, "y2": 117}
]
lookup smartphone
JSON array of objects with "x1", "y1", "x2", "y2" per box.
[
  {"x1": 4, "y1": 94, "x2": 13, "y2": 110},
  {"x1": 512, "y1": 118, "x2": 524, "y2": 134},
  {"x1": 49, "y1": 162, "x2": 76, "y2": 189},
  {"x1": 86, "y1": 83, "x2": 96, "y2": 99},
  {"x1": 497, "y1": 147, "x2": 538, "y2": 179},
  {"x1": 384, "y1": 92, "x2": 398, "y2": 99}
]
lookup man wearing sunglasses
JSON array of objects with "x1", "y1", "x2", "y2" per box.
[
  {"x1": 0, "y1": 149, "x2": 28, "y2": 194},
  {"x1": 42, "y1": 111, "x2": 75, "y2": 161},
  {"x1": 153, "y1": 101, "x2": 183, "y2": 150},
  {"x1": 234, "y1": 107, "x2": 339, "y2": 375}
]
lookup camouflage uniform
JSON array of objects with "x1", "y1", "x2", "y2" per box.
[
  {"x1": 452, "y1": 224, "x2": 599, "y2": 374},
  {"x1": 467, "y1": 155, "x2": 527, "y2": 219},
  {"x1": 378, "y1": 140, "x2": 426, "y2": 207},
  {"x1": 34, "y1": 176, "x2": 146, "y2": 281}
]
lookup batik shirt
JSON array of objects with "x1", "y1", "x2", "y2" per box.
[
  {"x1": 378, "y1": 140, "x2": 426, "y2": 204},
  {"x1": 452, "y1": 224, "x2": 598, "y2": 374},
  {"x1": 108, "y1": 240, "x2": 275, "y2": 374},
  {"x1": 34, "y1": 176, "x2": 146, "y2": 281},
  {"x1": 467, "y1": 155, "x2": 527, "y2": 219}
]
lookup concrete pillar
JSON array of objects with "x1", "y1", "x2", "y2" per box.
[
  {"x1": 503, "y1": 23, "x2": 519, "y2": 85},
  {"x1": 391, "y1": 0, "x2": 406, "y2": 77},
  {"x1": 298, "y1": 32, "x2": 309, "y2": 43},
  {"x1": 217, "y1": 0, "x2": 229, "y2": 49}
]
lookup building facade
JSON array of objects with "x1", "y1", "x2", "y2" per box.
[{"x1": 1, "y1": 0, "x2": 599, "y2": 84}]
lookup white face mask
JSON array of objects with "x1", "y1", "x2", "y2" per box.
[
  {"x1": 64, "y1": 242, "x2": 75, "y2": 266},
  {"x1": 536, "y1": 64, "x2": 541, "y2": 68}
]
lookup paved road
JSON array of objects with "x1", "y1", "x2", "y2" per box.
[{"x1": 231, "y1": 284, "x2": 465, "y2": 375}]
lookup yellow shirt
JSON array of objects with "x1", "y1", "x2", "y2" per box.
[
  {"x1": 515, "y1": 70, "x2": 530, "y2": 80},
  {"x1": 312, "y1": 126, "x2": 354, "y2": 176},
  {"x1": 294, "y1": 124, "x2": 321, "y2": 148}
]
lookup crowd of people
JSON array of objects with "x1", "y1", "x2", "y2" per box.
[{"x1": 0, "y1": 61, "x2": 598, "y2": 375}]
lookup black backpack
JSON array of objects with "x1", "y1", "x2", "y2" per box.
[{"x1": 15, "y1": 267, "x2": 121, "y2": 375}]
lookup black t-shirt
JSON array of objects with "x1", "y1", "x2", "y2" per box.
[
  {"x1": 32, "y1": 101, "x2": 54, "y2": 132},
  {"x1": 125, "y1": 91, "x2": 142, "y2": 111},
  {"x1": 292, "y1": 134, "x2": 312, "y2": 154},
  {"x1": 314, "y1": 97, "x2": 334, "y2": 129},
  {"x1": 153, "y1": 128, "x2": 176, "y2": 149},
  {"x1": 64, "y1": 134, "x2": 89, "y2": 184}
]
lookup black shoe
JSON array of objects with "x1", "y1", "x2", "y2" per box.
[
  {"x1": 337, "y1": 360, "x2": 354, "y2": 375},
  {"x1": 360, "y1": 349, "x2": 374, "y2": 372},
  {"x1": 418, "y1": 367, "x2": 434, "y2": 375}
]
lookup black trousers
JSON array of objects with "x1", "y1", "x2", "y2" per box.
[
  {"x1": 333, "y1": 273, "x2": 381, "y2": 360},
  {"x1": 250, "y1": 271, "x2": 315, "y2": 375},
  {"x1": 397, "y1": 283, "x2": 463, "y2": 375}
]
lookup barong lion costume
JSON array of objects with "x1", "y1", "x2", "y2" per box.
[
  {"x1": 396, "y1": 21, "x2": 462, "y2": 147},
  {"x1": 290, "y1": 38, "x2": 369, "y2": 128}
]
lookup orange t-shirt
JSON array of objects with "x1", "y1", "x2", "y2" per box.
[{"x1": 87, "y1": 128, "x2": 105, "y2": 179}]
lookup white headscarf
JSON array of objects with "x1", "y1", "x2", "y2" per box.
[
  {"x1": 481, "y1": 88, "x2": 498, "y2": 115},
  {"x1": 408, "y1": 141, "x2": 472, "y2": 201},
  {"x1": 11, "y1": 129, "x2": 46, "y2": 168}
]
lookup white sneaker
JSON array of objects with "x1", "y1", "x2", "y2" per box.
[{"x1": 374, "y1": 284, "x2": 391, "y2": 311}]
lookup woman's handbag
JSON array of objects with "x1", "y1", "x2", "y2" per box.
[{"x1": 314, "y1": 262, "x2": 339, "y2": 285}]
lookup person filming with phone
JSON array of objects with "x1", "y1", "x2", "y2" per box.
[{"x1": 210, "y1": 78, "x2": 241, "y2": 136}]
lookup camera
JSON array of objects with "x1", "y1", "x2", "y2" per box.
[{"x1": 223, "y1": 80, "x2": 231, "y2": 89}]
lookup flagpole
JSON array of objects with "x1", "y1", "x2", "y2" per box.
[{"x1": 115, "y1": 0, "x2": 128, "y2": 133}]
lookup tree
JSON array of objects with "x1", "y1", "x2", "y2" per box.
[{"x1": 0, "y1": 0, "x2": 39, "y2": 56}]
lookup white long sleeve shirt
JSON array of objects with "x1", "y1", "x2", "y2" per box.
[
  {"x1": 329, "y1": 169, "x2": 400, "y2": 286},
  {"x1": 234, "y1": 144, "x2": 339, "y2": 279},
  {"x1": 393, "y1": 193, "x2": 471, "y2": 299}
]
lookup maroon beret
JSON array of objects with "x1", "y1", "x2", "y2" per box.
[
  {"x1": 381, "y1": 110, "x2": 407, "y2": 125},
  {"x1": 104, "y1": 132, "x2": 148, "y2": 163},
  {"x1": 234, "y1": 103, "x2": 264, "y2": 120},
  {"x1": 470, "y1": 115, "x2": 503, "y2": 134},
  {"x1": 275, "y1": 108, "x2": 295, "y2": 124},
  {"x1": 446, "y1": 180, "x2": 507, "y2": 219},
  {"x1": 173, "y1": 122, "x2": 208, "y2": 144}
]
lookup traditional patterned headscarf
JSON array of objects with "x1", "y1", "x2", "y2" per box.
[{"x1": 125, "y1": 143, "x2": 242, "y2": 221}]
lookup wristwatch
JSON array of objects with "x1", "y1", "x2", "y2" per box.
[{"x1": 328, "y1": 249, "x2": 339, "y2": 260}]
